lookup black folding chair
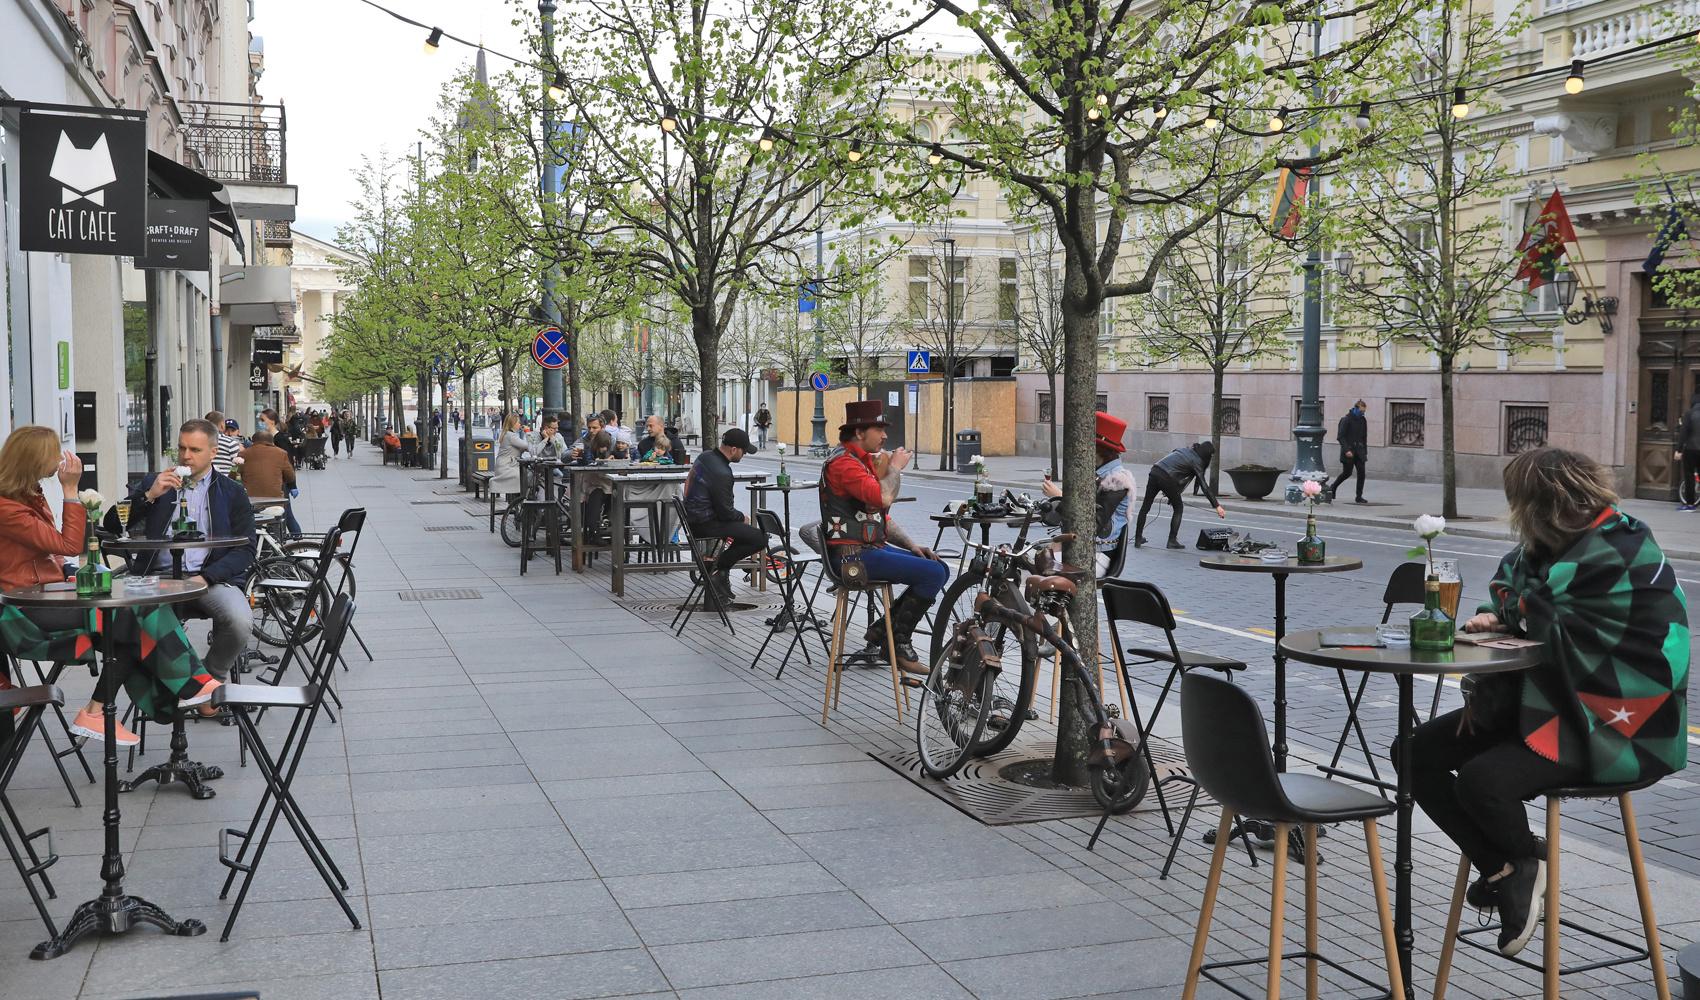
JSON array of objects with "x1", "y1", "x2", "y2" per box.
[
  {"x1": 1319, "y1": 561, "x2": 1452, "y2": 791},
  {"x1": 748, "y1": 508, "x2": 828, "y2": 679},
  {"x1": 7, "y1": 655, "x2": 95, "y2": 806},
  {"x1": 212, "y1": 594, "x2": 360, "y2": 942},
  {"x1": 669, "y1": 497, "x2": 735, "y2": 636},
  {"x1": 0, "y1": 682, "x2": 67, "y2": 938},
  {"x1": 256, "y1": 510, "x2": 362, "y2": 690}
]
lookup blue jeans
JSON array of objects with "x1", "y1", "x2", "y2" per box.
[{"x1": 837, "y1": 544, "x2": 949, "y2": 601}]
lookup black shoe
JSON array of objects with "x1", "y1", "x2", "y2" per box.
[
  {"x1": 1494, "y1": 856, "x2": 1546, "y2": 957},
  {"x1": 1165, "y1": 539, "x2": 1185, "y2": 550},
  {"x1": 708, "y1": 571, "x2": 734, "y2": 603},
  {"x1": 1354, "y1": 497, "x2": 1369, "y2": 505},
  {"x1": 1134, "y1": 535, "x2": 1147, "y2": 548},
  {"x1": 1466, "y1": 872, "x2": 1497, "y2": 910}
]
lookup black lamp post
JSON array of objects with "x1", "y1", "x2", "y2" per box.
[{"x1": 933, "y1": 236, "x2": 957, "y2": 471}]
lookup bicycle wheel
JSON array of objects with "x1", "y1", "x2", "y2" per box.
[
  {"x1": 499, "y1": 506, "x2": 523, "y2": 548},
  {"x1": 282, "y1": 539, "x2": 356, "y2": 603},
  {"x1": 245, "y1": 556, "x2": 326, "y2": 648},
  {"x1": 927, "y1": 572, "x2": 1036, "y2": 757},
  {"x1": 915, "y1": 645, "x2": 995, "y2": 780},
  {"x1": 1090, "y1": 748, "x2": 1151, "y2": 815}
]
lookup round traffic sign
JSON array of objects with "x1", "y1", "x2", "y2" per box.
[
  {"x1": 809, "y1": 372, "x2": 830, "y2": 391},
  {"x1": 532, "y1": 326, "x2": 570, "y2": 370}
]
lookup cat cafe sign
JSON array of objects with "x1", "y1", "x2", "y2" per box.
[{"x1": 18, "y1": 107, "x2": 148, "y2": 257}]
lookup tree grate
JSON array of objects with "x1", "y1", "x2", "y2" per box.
[
  {"x1": 870, "y1": 739, "x2": 1189, "y2": 826},
  {"x1": 422, "y1": 525, "x2": 476, "y2": 532},
  {"x1": 617, "y1": 598, "x2": 784, "y2": 615},
  {"x1": 410, "y1": 498, "x2": 463, "y2": 505},
  {"x1": 396, "y1": 588, "x2": 484, "y2": 601}
]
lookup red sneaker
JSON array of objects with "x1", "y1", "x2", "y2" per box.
[
  {"x1": 178, "y1": 678, "x2": 223, "y2": 709},
  {"x1": 69, "y1": 708, "x2": 140, "y2": 747}
]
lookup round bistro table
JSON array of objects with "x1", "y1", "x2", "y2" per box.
[
  {"x1": 1199, "y1": 553, "x2": 1362, "y2": 770},
  {"x1": 5, "y1": 578, "x2": 209, "y2": 960},
  {"x1": 1279, "y1": 627, "x2": 1542, "y2": 1000}
]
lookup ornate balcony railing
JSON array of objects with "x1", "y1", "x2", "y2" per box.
[
  {"x1": 1547, "y1": 0, "x2": 1700, "y2": 60},
  {"x1": 183, "y1": 101, "x2": 287, "y2": 184}
]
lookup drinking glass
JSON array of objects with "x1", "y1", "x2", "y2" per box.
[
  {"x1": 114, "y1": 500, "x2": 132, "y2": 539},
  {"x1": 1433, "y1": 558, "x2": 1463, "y2": 618}
]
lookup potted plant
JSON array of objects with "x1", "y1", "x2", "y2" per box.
[{"x1": 1225, "y1": 463, "x2": 1281, "y2": 501}]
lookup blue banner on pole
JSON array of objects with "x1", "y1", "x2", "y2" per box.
[{"x1": 798, "y1": 280, "x2": 818, "y2": 313}]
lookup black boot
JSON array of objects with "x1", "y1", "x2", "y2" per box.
[{"x1": 888, "y1": 593, "x2": 934, "y2": 674}]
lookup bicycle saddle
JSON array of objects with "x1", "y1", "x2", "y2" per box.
[{"x1": 1023, "y1": 574, "x2": 1076, "y2": 597}]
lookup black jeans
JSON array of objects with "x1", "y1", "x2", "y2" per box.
[
  {"x1": 694, "y1": 519, "x2": 765, "y2": 574},
  {"x1": 1329, "y1": 452, "x2": 1367, "y2": 501},
  {"x1": 1681, "y1": 449, "x2": 1700, "y2": 506},
  {"x1": 1394, "y1": 708, "x2": 1581, "y2": 876},
  {"x1": 1135, "y1": 470, "x2": 1185, "y2": 542}
]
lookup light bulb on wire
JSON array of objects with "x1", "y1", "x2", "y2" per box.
[
  {"x1": 758, "y1": 127, "x2": 776, "y2": 152},
  {"x1": 1268, "y1": 107, "x2": 1286, "y2": 132},
  {"x1": 660, "y1": 104, "x2": 678, "y2": 133},
  {"x1": 1354, "y1": 100, "x2": 1371, "y2": 129},
  {"x1": 1451, "y1": 87, "x2": 1470, "y2": 119},
  {"x1": 847, "y1": 138, "x2": 863, "y2": 162},
  {"x1": 1564, "y1": 59, "x2": 1585, "y2": 95},
  {"x1": 928, "y1": 144, "x2": 944, "y2": 165},
  {"x1": 547, "y1": 71, "x2": 567, "y2": 103},
  {"x1": 424, "y1": 27, "x2": 443, "y2": 54},
  {"x1": 1203, "y1": 106, "x2": 1221, "y2": 130}
]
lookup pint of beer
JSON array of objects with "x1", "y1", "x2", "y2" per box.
[{"x1": 1434, "y1": 559, "x2": 1462, "y2": 618}]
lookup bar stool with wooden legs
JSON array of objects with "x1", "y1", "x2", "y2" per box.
[
  {"x1": 1432, "y1": 776, "x2": 1671, "y2": 1000},
  {"x1": 818, "y1": 551, "x2": 906, "y2": 725},
  {"x1": 1180, "y1": 672, "x2": 1405, "y2": 1000}
]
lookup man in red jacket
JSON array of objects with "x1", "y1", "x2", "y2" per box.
[{"x1": 819, "y1": 399, "x2": 947, "y2": 672}]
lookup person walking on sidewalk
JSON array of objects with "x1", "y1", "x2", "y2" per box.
[
  {"x1": 1674, "y1": 393, "x2": 1700, "y2": 511},
  {"x1": 754, "y1": 405, "x2": 772, "y2": 450},
  {"x1": 683, "y1": 429, "x2": 765, "y2": 602},
  {"x1": 1327, "y1": 399, "x2": 1370, "y2": 504},
  {"x1": 1134, "y1": 441, "x2": 1226, "y2": 549},
  {"x1": 819, "y1": 399, "x2": 947, "y2": 672}
]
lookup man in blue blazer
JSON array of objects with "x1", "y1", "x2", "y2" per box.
[{"x1": 125, "y1": 418, "x2": 258, "y2": 680}]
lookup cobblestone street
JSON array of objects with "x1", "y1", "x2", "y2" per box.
[{"x1": 1, "y1": 447, "x2": 1693, "y2": 998}]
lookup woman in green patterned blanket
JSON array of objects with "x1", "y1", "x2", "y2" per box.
[
  {"x1": 1396, "y1": 447, "x2": 1688, "y2": 959},
  {"x1": 0, "y1": 426, "x2": 217, "y2": 751}
]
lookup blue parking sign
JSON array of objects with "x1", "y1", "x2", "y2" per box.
[
  {"x1": 906, "y1": 350, "x2": 931, "y2": 374},
  {"x1": 810, "y1": 372, "x2": 830, "y2": 391}
]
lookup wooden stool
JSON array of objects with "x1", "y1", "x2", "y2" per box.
[
  {"x1": 818, "y1": 552, "x2": 907, "y2": 725},
  {"x1": 1434, "y1": 778, "x2": 1670, "y2": 1000}
]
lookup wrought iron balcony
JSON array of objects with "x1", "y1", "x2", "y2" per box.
[
  {"x1": 260, "y1": 219, "x2": 292, "y2": 247},
  {"x1": 183, "y1": 101, "x2": 287, "y2": 184}
]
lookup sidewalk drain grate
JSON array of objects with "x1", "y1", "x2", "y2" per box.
[
  {"x1": 870, "y1": 739, "x2": 1188, "y2": 826},
  {"x1": 397, "y1": 588, "x2": 484, "y2": 601},
  {"x1": 410, "y1": 499, "x2": 462, "y2": 505},
  {"x1": 422, "y1": 525, "x2": 476, "y2": 532},
  {"x1": 618, "y1": 598, "x2": 782, "y2": 614}
]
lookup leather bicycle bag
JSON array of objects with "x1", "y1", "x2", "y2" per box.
[
  {"x1": 949, "y1": 620, "x2": 1001, "y2": 694},
  {"x1": 836, "y1": 544, "x2": 870, "y2": 587}
]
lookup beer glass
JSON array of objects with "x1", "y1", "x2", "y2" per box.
[{"x1": 1434, "y1": 558, "x2": 1462, "y2": 618}]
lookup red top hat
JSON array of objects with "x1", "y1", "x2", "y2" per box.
[
  {"x1": 840, "y1": 399, "x2": 888, "y2": 432},
  {"x1": 1094, "y1": 411, "x2": 1127, "y2": 453}
]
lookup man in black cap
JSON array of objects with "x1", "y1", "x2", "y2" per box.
[
  {"x1": 819, "y1": 399, "x2": 947, "y2": 672},
  {"x1": 683, "y1": 428, "x2": 765, "y2": 601}
]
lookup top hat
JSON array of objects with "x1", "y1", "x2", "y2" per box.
[
  {"x1": 1094, "y1": 411, "x2": 1127, "y2": 453},
  {"x1": 840, "y1": 399, "x2": 889, "y2": 433}
]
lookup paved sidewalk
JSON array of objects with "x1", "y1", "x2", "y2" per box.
[{"x1": 0, "y1": 446, "x2": 1689, "y2": 998}]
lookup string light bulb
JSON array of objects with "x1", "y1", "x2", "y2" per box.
[
  {"x1": 847, "y1": 138, "x2": 863, "y2": 162},
  {"x1": 1268, "y1": 107, "x2": 1286, "y2": 132},
  {"x1": 1203, "y1": 106, "x2": 1221, "y2": 129},
  {"x1": 424, "y1": 27, "x2": 443, "y2": 54},
  {"x1": 758, "y1": 127, "x2": 776, "y2": 152},
  {"x1": 1096, "y1": 93, "x2": 1109, "y2": 106},
  {"x1": 1564, "y1": 59, "x2": 1585, "y2": 95},
  {"x1": 660, "y1": 104, "x2": 678, "y2": 133},
  {"x1": 928, "y1": 144, "x2": 944, "y2": 165},
  {"x1": 1087, "y1": 105, "x2": 1101, "y2": 121},
  {"x1": 1451, "y1": 87, "x2": 1470, "y2": 119},
  {"x1": 547, "y1": 71, "x2": 567, "y2": 103},
  {"x1": 1354, "y1": 100, "x2": 1371, "y2": 129},
  {"x1": 1153, "y1": 101, "x2": 1168, "y2": 120}
]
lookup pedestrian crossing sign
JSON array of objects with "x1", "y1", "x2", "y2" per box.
[{"x1": 907, "y1": 350, "x2": 931, "y2": 374}]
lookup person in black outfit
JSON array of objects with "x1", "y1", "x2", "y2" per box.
[
  {"x1": 1134, "y1": 441, "x2": 1226, "y2": 549},
  {"x1": 1327, "y1": 399, "x2": 1370, "y2": 504},
  {"x1": 683, "y1": 429, "x2": 765, "y2": 600},
  {"x1": 1674, "y1": 393, "x2": 1700, "y2": 510}
]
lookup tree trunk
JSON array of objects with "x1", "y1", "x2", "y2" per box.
[
  {"x1": 1046, "y1": 369, "x2": 1059, "y2": 479},
  {"x1": 1055, "y1": 277, "x2": 1101, "y2": 789},
  {"x1": 438, "y1": 379, "x2": 451, "y2": 479},
  {"x1": 567, "y1": 325, "x2": 582, "y2": 425},
  {"x1": 461, "y1": 371, "x2": 475, "y2": 487},
  {"x1": 693, "y1": 306, "x2": 720, "y2": 449},
  {"x1": 1210, "y1": 364, "x2": 1225, "y2": 496},
  {"x1": 388, "y1": 379, "x2": 403, "y2": 430},
  {"x1": 500, "y1": 360, "x2": 514, "y2": 417},
  {"x1": 1440, "y1": 355, "x2": 1457, "y2": 518}
]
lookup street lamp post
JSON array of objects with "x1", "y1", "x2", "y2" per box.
[
  {"x1": 933, "y1": 236, "x2": 956, "y2": 471},
  {"x1": 538, "y1": 0, "x2": 565, "y2": 415},
  {"x1": 1289, "y1": 13, "x2": 1328, "y2": 493},
  {"x1": 808, "y1": 213, "x2": 828, "y2": 456}
]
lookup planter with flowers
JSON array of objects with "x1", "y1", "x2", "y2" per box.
[
  {"x1": 1295, "y1": 478, "x2": 1327, "y2": 564},
  {"x1": 75, "y1": 490, "x2": 112, "y2": 595},
  {"x1": 1406, "y1": 515, "x2": 1453, "y2": 651},
  {"x1": 775, "y1": 442, "x2": 790, "y2": 488}
]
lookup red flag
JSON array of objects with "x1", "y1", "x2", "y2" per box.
[
  {"x1": 1269, "y1": 167, "x2": 1311, "y2": 239},
  {"x1": 1515, "y1": 189, "x2": 1577, "y2": 289}
]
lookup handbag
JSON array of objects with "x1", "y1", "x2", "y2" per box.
[{"x1": 1458, "y1": 671, "x2": 1522, "y2": 735}]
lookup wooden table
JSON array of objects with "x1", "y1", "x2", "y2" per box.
[
  {"x1": 1280, "y1": 628, "x2": 1541, "y2": 999},
  {"x1": 602, "y1": 468, "x2": 768, "y2": 596},
  {"x1": 1199, "y1": 553, "x2": 1362, "y2": 771},
  {"x1": 565, "y1": 463, "x2": 682, "y2": 574},
  {"x1": 7, "y1": 579, "x2": 210, "y2": 960}
]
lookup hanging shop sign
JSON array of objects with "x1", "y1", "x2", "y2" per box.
[
  {"x1": 136, "y1": 198, "x2": 210, "y2": 270},
  {"x1": 18, "y1": 107, "x2": 148, "y2": 257},
  {"x1": 252, "y1": 339, "x2": 284, "y2": 365},
  {"x1": 249, "y1": 363, "x2": 269, "y2": 391}
]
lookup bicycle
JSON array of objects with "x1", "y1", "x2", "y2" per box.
[
  {"x1": 243, "y1": 504, "x2": 330, "y2": 648},
  {"x1": 916, "y1": 528, "x2": 1149, "y2": 814}
]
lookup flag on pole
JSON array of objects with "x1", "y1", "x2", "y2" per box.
[
  {"x1": 1644, "y1": 184, "x2": 1689, "y2": 277},
  {"x1": 1514, "y1": 189, "x2": 1578, "y2": 289},
  {"x1": 797, "y1": 280, "x2": 818, "y2": 313},
  {"x1": 1269, "y1": 167, "x2": 1311, "y2": 238}
]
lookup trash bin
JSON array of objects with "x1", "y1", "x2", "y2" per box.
[
  {"x1": 955, "y1": 429, "x2": 981, "y2": 474},
  {"x1": 1680, "y1": 941, "x2": 1700, "y2": 1000}
]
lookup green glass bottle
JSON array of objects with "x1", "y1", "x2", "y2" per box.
[
  {"x1": 775, "y1": 461, "x2": 791, "y2": 489},
  {"x1": 171, "y1": 493, "x2": 202, "y2": 540},
  {"x1": 1296, "y1": 514, "x2": 1326, "y2": 564},
  {"x1": 1409, "y1": 576, "x2": 1456, "y2": 651},
  {"x1": 74, "y1": 535, "x2": 111, "y2": 596}
]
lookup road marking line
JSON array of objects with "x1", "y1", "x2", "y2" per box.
[{"x1": 1249, "y1": 627, "x2": 1275, "y2": 637}]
